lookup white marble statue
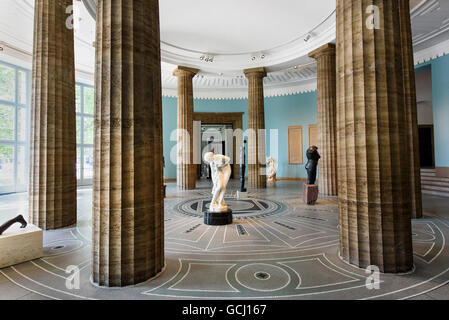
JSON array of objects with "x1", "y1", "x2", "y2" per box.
[
  {"x1": 204, "y1": 152, "x2": 232, "y2": 213},
  {"x1": 267, "y1": 156, "x2": 277, "y2": 183}
]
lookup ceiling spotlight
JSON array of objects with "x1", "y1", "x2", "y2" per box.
[
  {"x1": 251, "y1": 56, "x2": 256, "y2": 61},
  {"x1": 293, "y1": 66, "x2": 298, "y2": 69},
  {"x1": 261, "y1": 54, "x2": 265, "y2": 59},
  {"x1": 304, "y1": 34, "x2": 312, "y2": 42},
  {"x1": 0, "y1": 46, "x2": 3, "y2": 52},
  {"x1": 200, "y1": 56, "x2": 205, "y2": 61},
  {"x1": 218, "y1": 72, "x2": 223, "y2": 76}
]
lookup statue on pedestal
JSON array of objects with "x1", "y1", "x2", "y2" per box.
[
  {"x1": 239, "y1": 140, "x2": 247, "y2": 193},
  {"x1": 305, "y1": 146, "x2": 321, "y2": 185},
  {"x1": 0, "y1": 215, "x2": 27, "y2": 236},
  {"x1": 266, "y1": 157, "x2": 277, "y2": 183},
  {"x1": 203, "y1": 152, "x2": 233, "y2": 225}
]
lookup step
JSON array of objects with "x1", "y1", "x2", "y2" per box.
[
  {"x1": 422, "y1": 185, "x2": 449, "y2": 193},
  {"x1": 421, "y1": 179, "x2": 449, "y2": 188},
  {"x1": 421, "y1": 171, "x2": 436, "y2": 177},
  {"x1": 421, "y1": 168, "x2": 436, "y2": 173},
  {"x1": 421, "y1": 176, "x2": 449, "y2": 183},
  {"x1": 422, "y1": 189, "x2": 449, "y2": 198}
]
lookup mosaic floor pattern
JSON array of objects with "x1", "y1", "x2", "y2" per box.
[{"x1": 0, "y1": 180, "x2": 449, "y2": 300}]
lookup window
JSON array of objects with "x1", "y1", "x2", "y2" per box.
[
  {"x1": 0, "y1": 62, "x2": 30, "y2": 194},
  {"x1": 76, "y1": 83, "x2": 94, "y2": 185}
]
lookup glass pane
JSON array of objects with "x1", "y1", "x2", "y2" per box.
[
  {"x1": 76, "y1": 147, "x2": 81, "y2": 180},
  {"x1": 17, "y1": 145, "x2": 26, "y2": 186},
  {"x1": 17, "y1": 107, "x2": 27, "y2": 142},
  {"x1": 0, "y1": 104, "x2": 15, "y2": 140},
  {"x1": 76, "y1": 85, "x2": 81, "y2": 113},
  {"x1": 17, "y1": 70, "x2": 27, "y2": 105},
  {"x1": 0, "y1": 64, "x2": 15, "y2": 102},
  {"x1": 83, "y1": 117, "x2": 94, "y2": 144},
  {"x1": 76, "y1": 115, "x2": 81, "y2": 144},
  {"x1": 83, "y1": 147, "x2": 93, "y2": 179},
  {"x1": 83, "y1": 87, "x2": 94, "y2": 115},
  {"x1": 0, "y1": 144, "x2": 14, "y2": 188}
]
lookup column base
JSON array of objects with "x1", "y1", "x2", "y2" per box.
[{"x1": 204, "y1": 210, "x2": 233, "y2": 226}]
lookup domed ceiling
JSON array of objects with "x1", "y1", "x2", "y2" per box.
[{"x1": 1, "y1": 0, "x2": 449, "y2": 99}]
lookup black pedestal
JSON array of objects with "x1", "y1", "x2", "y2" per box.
[{"x1": 204, "y1": 210, "x2": 233, "y2": 226}]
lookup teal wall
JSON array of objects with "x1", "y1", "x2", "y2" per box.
[
  {"x1": 162, "y1": 92, "x2": 318, "y2": 179},
  {"x1": 428, "y1": 55, "x2": 449, "y2": 167}
]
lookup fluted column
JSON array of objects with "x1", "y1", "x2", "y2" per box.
[
  {"x1": 309, "y1": 43, "x2": 337, "y2": 196},
  {"x1": 399, "y1": 0, "x2": 423, "y2": 219},
  {"x1": 336, "y1": 0, "x2": 413, "y2": 273},
  {"x1": 244, "y1": 67, "x2": 267, "y2": 189},
  {"x1": 29, "y1": 0, "x2": 77, "y2": 230},
  {"x1": 173, "y1": 66, "x2": 198, "y2": 190},
  {"x1": 93, "y1": 0, "x2": 164, "y2": 287}
]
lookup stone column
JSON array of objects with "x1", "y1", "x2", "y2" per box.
[
  {"x1": 336, "y1": 0, "x2": 413, "y2": 273},
  {"x1": 309, "y1": 43, "x2": 338, "y2": 196},
  {"x1": 173, "y1": 66, "x2": 198, "y2": 190},
  {"x1": 29, "y1": 0, "x2": 77, "y2": 230},
  {"x1": 399, "y1": 0, "x2": 423, "y2": 219},
  {"x1": 93, "y1": 0, "x2": 164, "y2": 287},
  {"x1": 244, "y1": 67, "x2": 267, "y2": 189}
]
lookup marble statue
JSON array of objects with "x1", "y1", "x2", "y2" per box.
[
  {"x1": 239, "y1": 140, "x2": 247, "y2": 192},
  {"x1": 0, "y1": 215, "x2": 27, "y2": 236},
  {"x1": 267, "y1": 157, "x2": 277, "y2": 183},
  {"x1": 305, "y1": 146, "x2": 321, "y2": 185},
  {"x1": 204, "y1": 152, "x2": 232, "y2": 213}
]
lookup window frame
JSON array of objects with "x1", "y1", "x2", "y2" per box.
[{"x1": 0, "y1": 61, "x2": 30, "y2": 195}]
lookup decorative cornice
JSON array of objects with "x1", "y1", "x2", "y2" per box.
[{"x1": 414, "y1": 38, "x2": 449, "y2": 65}]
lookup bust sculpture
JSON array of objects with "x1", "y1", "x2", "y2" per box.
[
  {"x1": 204, "y1": 152, "x2": 232, "y2": 213},
  {"x1": 305, "y1": 146, "x2": 321, "y2": 185},
  {"x1": 0, "y1": 215, "x2": 27, "y2": 236},
  {"x1": 266, "y1": 157, "x2": 277, "y2": 183}
]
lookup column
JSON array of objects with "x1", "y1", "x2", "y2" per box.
[
  {"x1": 29, "y1": 0, "x2": 77, "y2": 230},
  {"x1": 244, "y1": 67, "x2": 267, "y2": 189},
  {"x1": 173, "y1": 66, "x2": 198, "y2": 190},
  {"x1": 309, "y1": 43, "x2": 338, "y2": 196},
  {"x1": 336, "y1": 0, "x2": 413, "y2": 273},
  {"x1": 399, "y1": 0, "x2": 423, "y2": 219},
  {"x1": 93, "y1": 0, "x2": 164, "y2": 287}
]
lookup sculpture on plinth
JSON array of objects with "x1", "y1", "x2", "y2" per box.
[
  {"x1": 239, "y1": 140, "x2": 247, "y2": 193},
  {"x1": 305, "y1": 146, "x2": 321, "y2": 185},
  {"x1": 0, "y1": 215, "x2": 27, "y2": 236},
  {"x1": 266, "y1": 157, "x2": 277, "y2": 184},
  {"x1": 203, "y1": 152, "x2": 233, "y2": 225},
  {"x1": 303, "y1": 146, "x2": 321, "y2": 205}
]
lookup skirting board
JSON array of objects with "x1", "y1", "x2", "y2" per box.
[{"x1": 436, "y1": 167, "x2": 449, "y2": 178}]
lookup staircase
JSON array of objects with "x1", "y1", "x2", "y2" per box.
[{"x1": 421, "y1": 168, "x2": 449, "y2": 198}]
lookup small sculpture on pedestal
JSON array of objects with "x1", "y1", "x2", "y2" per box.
[
  {"x1": 237, "y1": 140, "x2": 248, "y2": 199},
  {"x1": 303, "y1": 146, "x2": 321, "y2": 205},
  {"x1": 203, "y1": 152, "x2": 233, "y2": 225},
  {"x1": 266, "y1": 157, "x2": 277, "y2": 184},
  {"x1": 0, "y1": 215, "x2": 27, "y2": 236}
]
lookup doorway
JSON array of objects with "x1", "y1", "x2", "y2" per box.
[{"x1": 418, "y1": 125, "x2": 435, "y2": 168}]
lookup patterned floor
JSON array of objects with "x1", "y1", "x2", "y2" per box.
[{"x1": 0, "y1": 180, "x2": 449, "y2": 300}]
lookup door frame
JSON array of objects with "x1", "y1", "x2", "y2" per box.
[{"x1": 418, "y1": 124, "x2": 435, "y2": 168}]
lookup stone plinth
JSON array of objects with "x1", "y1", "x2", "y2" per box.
[
  {"x1": 204, "y1": 210, "x2": 233, "y2": 226},
  {"x1": 0, "y1": 224, "x2": 43, "y2": 269},
  {"x1": 303, "y1": 184, "x2": 319, "y2": 205}
]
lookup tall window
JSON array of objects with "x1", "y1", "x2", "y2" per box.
[
  {"x1": 76, "y1": 83, "x2": 94, "y2": 186},
  {"x1": 0, "y1": 62, "x2": 29, "y2": 194}
]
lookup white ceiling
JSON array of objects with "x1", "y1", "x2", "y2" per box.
[{"x1": 1, "y1": 0, "x2": 449, "y2": 99}]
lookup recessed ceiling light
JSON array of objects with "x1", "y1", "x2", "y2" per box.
[{"x1": 261, "y1": 54, "x2": 265, "y2": 59}]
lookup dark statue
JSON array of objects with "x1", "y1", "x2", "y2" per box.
[
  {"x1": 239, "y1": 140, "x2": 247, "y2": 192},
  {"x1": 0, "y1": 215, "x2": 27, "y2": 236},
  {"x1": 305, "y1": 146, "x2": 321, "y2": 185}
]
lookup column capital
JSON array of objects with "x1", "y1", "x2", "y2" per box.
[
  {"x1": 244, "y1": 67, "x2": 267, "y2": 79},
  {"x1": 308, "y1": 43, "x2": 336, "y2": 60},
  {"x1": 173, "y1": 66, "x2": 199, "y2": 77}
]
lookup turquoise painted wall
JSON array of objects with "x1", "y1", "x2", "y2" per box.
[
  {"x1": 428, "y1": 55, "x2": 449, "y2": 167},
  {"x1": 162, "y1": 92, "x2": 318, "y2": 179}
]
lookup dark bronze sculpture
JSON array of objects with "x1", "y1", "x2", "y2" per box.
[
  {"x1": 305, "y1": 146, "x2": 321, "y2": 185},
  {"x1": 0, "y1": 215, "x2": 27, "y2": 236},
  {"x1": 239, "y1": 140, "x2": 247, "y2": 192}
]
